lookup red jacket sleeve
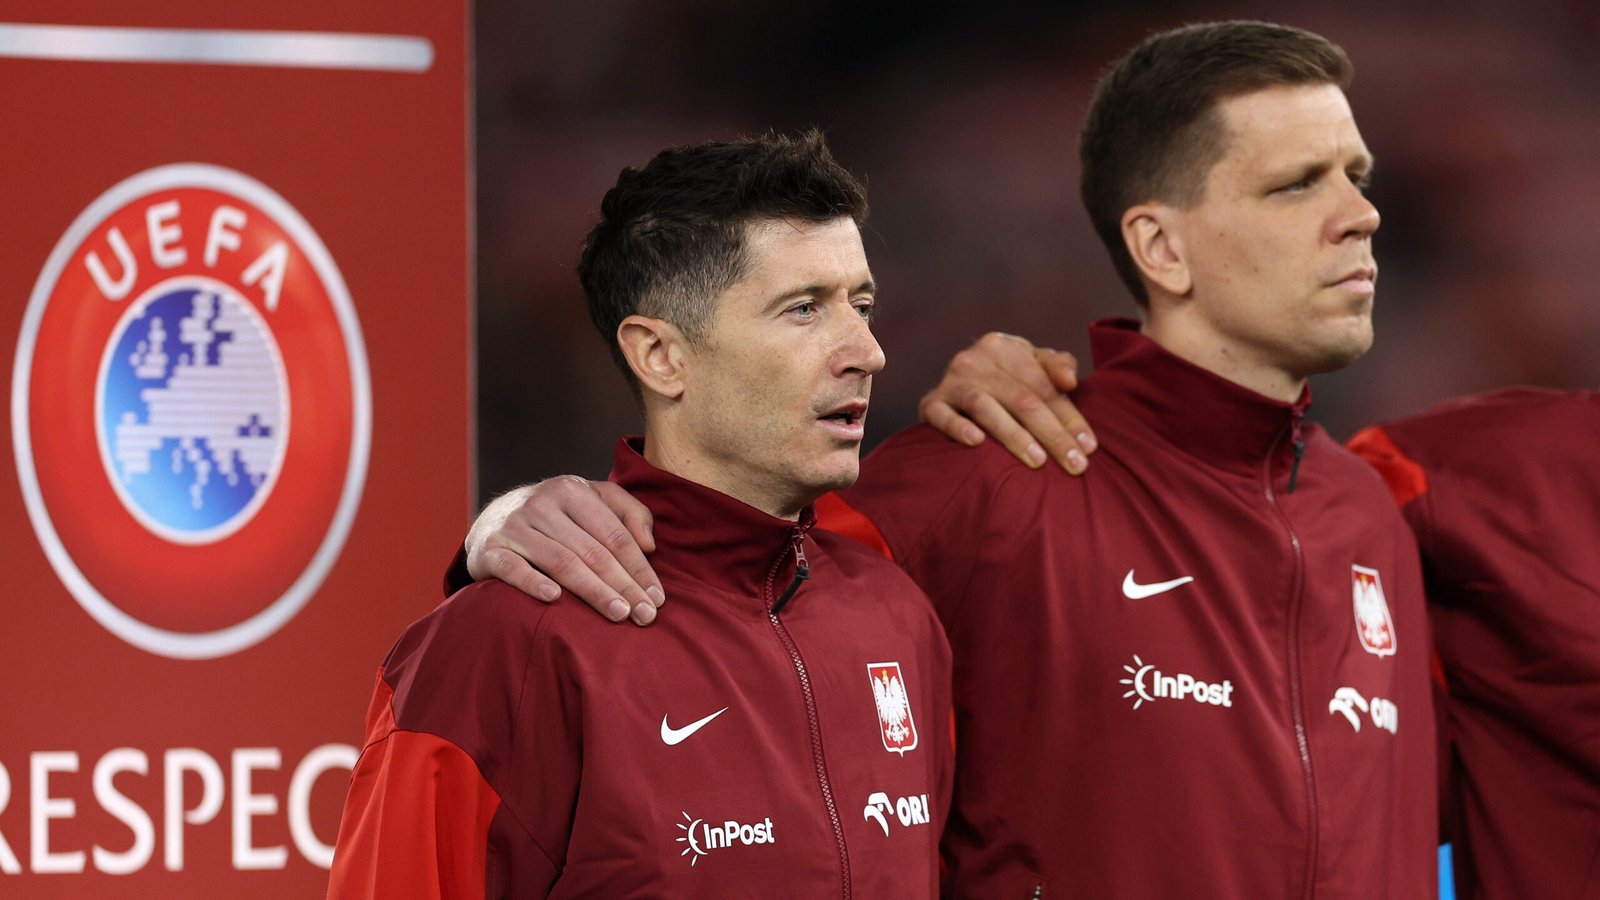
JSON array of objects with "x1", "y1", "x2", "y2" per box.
[
  {"x1": 1346, "y1": 425, "x2": 1429, "y2": 508},
  {"x1": 329, "y1": 582, "x2": 574, "y2": 898},
  {"x1": 327, "y1": 672, "x2": 556, "y2": 899}
]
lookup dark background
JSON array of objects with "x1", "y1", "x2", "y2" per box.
[{"x1": 473, "y1": 0, "x2": 1600, "y2": 501}]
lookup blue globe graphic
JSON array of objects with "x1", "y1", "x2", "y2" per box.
[{"x1": 98, "y1": 283, "x2": 287, "y2": 540}]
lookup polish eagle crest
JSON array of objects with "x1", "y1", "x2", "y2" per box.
[
  {"x1": 868, "y1": 661, "x2": 919, "y2": 755},
  {"x1": 1352, "y1": 564, "x2": 1397, "y2": 657}
]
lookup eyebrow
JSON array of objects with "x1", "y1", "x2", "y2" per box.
[
  {"x1": 765, "y1": 279, "x2": 878, "y2": 312},
  {"x1": 1267, "y1": 150, "x2": 1376, "y2": 187}
]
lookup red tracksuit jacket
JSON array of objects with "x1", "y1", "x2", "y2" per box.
[
  {"x1": 329, "y1": 440, "x2": 954, "y2": 898},
  {"x1": 831, "y1": 320, "x2": 1438, "y2": 898},
  {"x1": 1351, "y1": 388, "x2": 1600, "y2": 900}
]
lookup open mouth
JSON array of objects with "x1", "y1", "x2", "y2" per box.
[{"x1": 817, "y1": 402, "x2": 868, "y2": 440}]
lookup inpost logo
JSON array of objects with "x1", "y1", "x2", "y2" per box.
[
  {"x1": 1119, "y1": 654, "x2": 1235, "y2": 710},
  {"x1": 673, "y1": 811, "x2": 775, "y2": 867}
]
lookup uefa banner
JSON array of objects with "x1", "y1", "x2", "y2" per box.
[{"x1": 0, "y1": 4, "x2": 469, "y2": 896}]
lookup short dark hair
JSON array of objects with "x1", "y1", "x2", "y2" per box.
[
  {"x1": 577, "y1": 128, "x2": 869, "y2": 390},
  {"x1": 1079, "y1": 21, "x2": 1353, "y2": 303}
]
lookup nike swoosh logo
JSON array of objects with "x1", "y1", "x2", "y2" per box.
[
  {"x1": 660, "y1": 707, "x2": 729, "y2": 746},
  {"x1": 1122, "y1": 569, "x2": 1195, "y2": 600}
]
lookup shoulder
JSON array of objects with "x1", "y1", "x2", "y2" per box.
[
  {"x1": 864, "y1": 419, "x2": 1011, "y2": 477},
  {"x1": 851, "y1": 419, "x2": 1075, "y2": 560},
  {"x1": 813, "y1": 528, "x2": 930, "y2": 597},
  {"x1": 392, "y1": 579, "x2": 556, "y2": 668},
  {"x1": 1349, "y1": 388, "x2": 1597, "y2": 505},
  {"x1": 1376, "y1": 387, "x2": 1594, "y2": 456},
  {"x1": 375, "y1": 581, "x2": 571, "y2": 766},
  {"x1": 809, "y1": 528, "x2": 950, "y2": 649},
  {"x1": 386, "y1": 579, "x2": 631, "y2": 701},
  {"x1": 847, "y1": 425, "x2": 1060, "y2": 532},
  {"x1": 1304, "y1": 426, "x2": 1412, "y2": 507}
]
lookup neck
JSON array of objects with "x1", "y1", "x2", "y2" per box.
[
  {"x1": 1139, "y1": 313, "x2": 1306, "y2": 404},
  {"x1": 641, "y1": 417, "x2": 805, "y2": 521}
]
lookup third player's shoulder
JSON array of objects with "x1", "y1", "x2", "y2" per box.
[{"x1": 1380, "y1": 386, "x2": 1595, "y2": 448}]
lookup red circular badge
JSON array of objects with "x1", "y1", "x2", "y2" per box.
[{"x1": 13, "y1": 164, "x2": 370, "y2": 659}]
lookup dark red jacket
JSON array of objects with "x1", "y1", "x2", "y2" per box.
[
  {"x1": 1350, "y1": 388, "x2": 1600, "y2": 900},
  {"x1": 833, "y1": 320, "x2": 1437, "y2": 898},
  {"x1": 329, "y1": 440, "x2": 953, "y2": 898}
]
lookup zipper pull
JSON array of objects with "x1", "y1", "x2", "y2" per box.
[
  {"x1": 1287, "y1": 419, "x2": 1306, "y2": 495},
  {"x1": 771, "y1": 535, "x2": 810, "y2": 616}
]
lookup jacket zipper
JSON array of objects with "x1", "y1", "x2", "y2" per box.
[
  {"x1": 1287, "y1": 419, "x2": 1307, "y2": 494},
  {"x1": 764, "y1": 528, "x2": 851, "y2": 898},
  {"x1": 1266, "y1": 415, "x2": 1317, "y2": 900},
  {"x1": 772, "y1": 539, "x2": 810, "y2": 615}
]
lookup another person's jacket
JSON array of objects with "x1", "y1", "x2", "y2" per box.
[
  {"x1": 1352, "y1": 388, "x2": 1600, "y2": 900},
  {"x1": 831, "y1": 319, "x2": 1438, "y2": 899}
]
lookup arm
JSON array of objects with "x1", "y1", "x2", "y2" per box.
[
  {"x1": 918, "y1": 331, "x2": 1097, "y2": 473},
  {"x1": 327, "y1": 670, "x2": 559, "y2": 897},
  {"x1": 331, "y1": 585, "x2": 575, "y2": 896}
]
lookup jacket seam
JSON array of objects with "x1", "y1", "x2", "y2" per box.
[
  {"x1": 941, "y1": 462, "x2": 1029, "y2": 631},
  {"x1": 496, "y1": 603, "x2": 564, "y2": 872},
  {"x1": 894, "y1": 438, "x2": 998, "y2": 574}
]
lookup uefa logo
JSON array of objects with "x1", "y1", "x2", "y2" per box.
[{"x1": 12, "y1": 164, "x2": 371, "y2": 659}]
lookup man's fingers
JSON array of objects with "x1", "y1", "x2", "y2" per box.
[
  {"x1": 972, "y1": 341, "x2": 1094, "y2": 474},
  {"x1": 919, "y1": 397, "x2": 986, "y2": 446},
  {"x1": 479, "y1": 546, "x2": 560, "y2": 602},
  {"x1": 920, "y1": 331, "x2": 1095, "y2": 474},
  {"x1": 537, "y1": 515, "x2": 660, "y2": 625},
  {"x1": 520, "y1": 529, "x2": 638, "y2": 623},
  {"x1": 1037, "y1": 349, "x2": 1080, "y2": 392},
  {"x1": 591, "y1": 482, "x2": 663, "y2": 602},
  {"x1": 594, "y1": 481, "x2": 657, "y2": 554},
  {"x1": 1045, "y1": 393, "x2": 1096, "y2": 459},
  {"x1": 1035, "y1": 349, "x2": 1096, "y2": 463},
  {"x1": 960, "y1": 391, "x2": 1049, "y2": 468}
]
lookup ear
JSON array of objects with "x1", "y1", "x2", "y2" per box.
[
  {"x1": 1121, "y1": 203, "x2": 1192, "y2": 298},
  {"x1": 617, "y1": 315, "x2": 689, "y2": 400}
]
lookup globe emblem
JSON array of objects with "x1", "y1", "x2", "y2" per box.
[{"x1": 96, "y1": 278, "x2": 289, "y2": 544}]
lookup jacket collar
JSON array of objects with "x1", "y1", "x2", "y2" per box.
[
  {"x1": 609, "y1": 438, "x2": 812, "y2": 595},
  {"x1": 1082, "y1": 318, "x2": 1309, "y2": 476}
]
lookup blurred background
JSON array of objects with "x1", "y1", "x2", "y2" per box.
[{"x1": 473, "y1": 0, "x2": 1600, "y2": 499}]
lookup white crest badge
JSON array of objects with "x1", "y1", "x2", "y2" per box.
[
  {"x1": 867, "y1": 661, "x2": 919, "y2": 755},
  {"x1": 1351, "y1": 565, "x2": 1396, "y2": 657}
]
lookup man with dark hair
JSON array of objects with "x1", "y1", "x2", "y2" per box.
[
  {"x1": 1078, "y1": 21, "x2": 1353, "y2": 304},
  {"x1": 327, "y1": 131, "x2": 953, "y2": 897},
  {"x1": 456, "y1": 22, "x2": 1438, "y2": 897}
]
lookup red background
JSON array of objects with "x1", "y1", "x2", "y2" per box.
[{"x1": 0, "y1": 2, "x2": 469, "y2": 896}]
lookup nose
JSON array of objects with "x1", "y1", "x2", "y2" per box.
[
  {"x1": 1331, "y1": 176, "x2": 1381, "y2": 242},
  {"x1": 836, "y1": 307, "x2": 886, "y2": 378}
]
